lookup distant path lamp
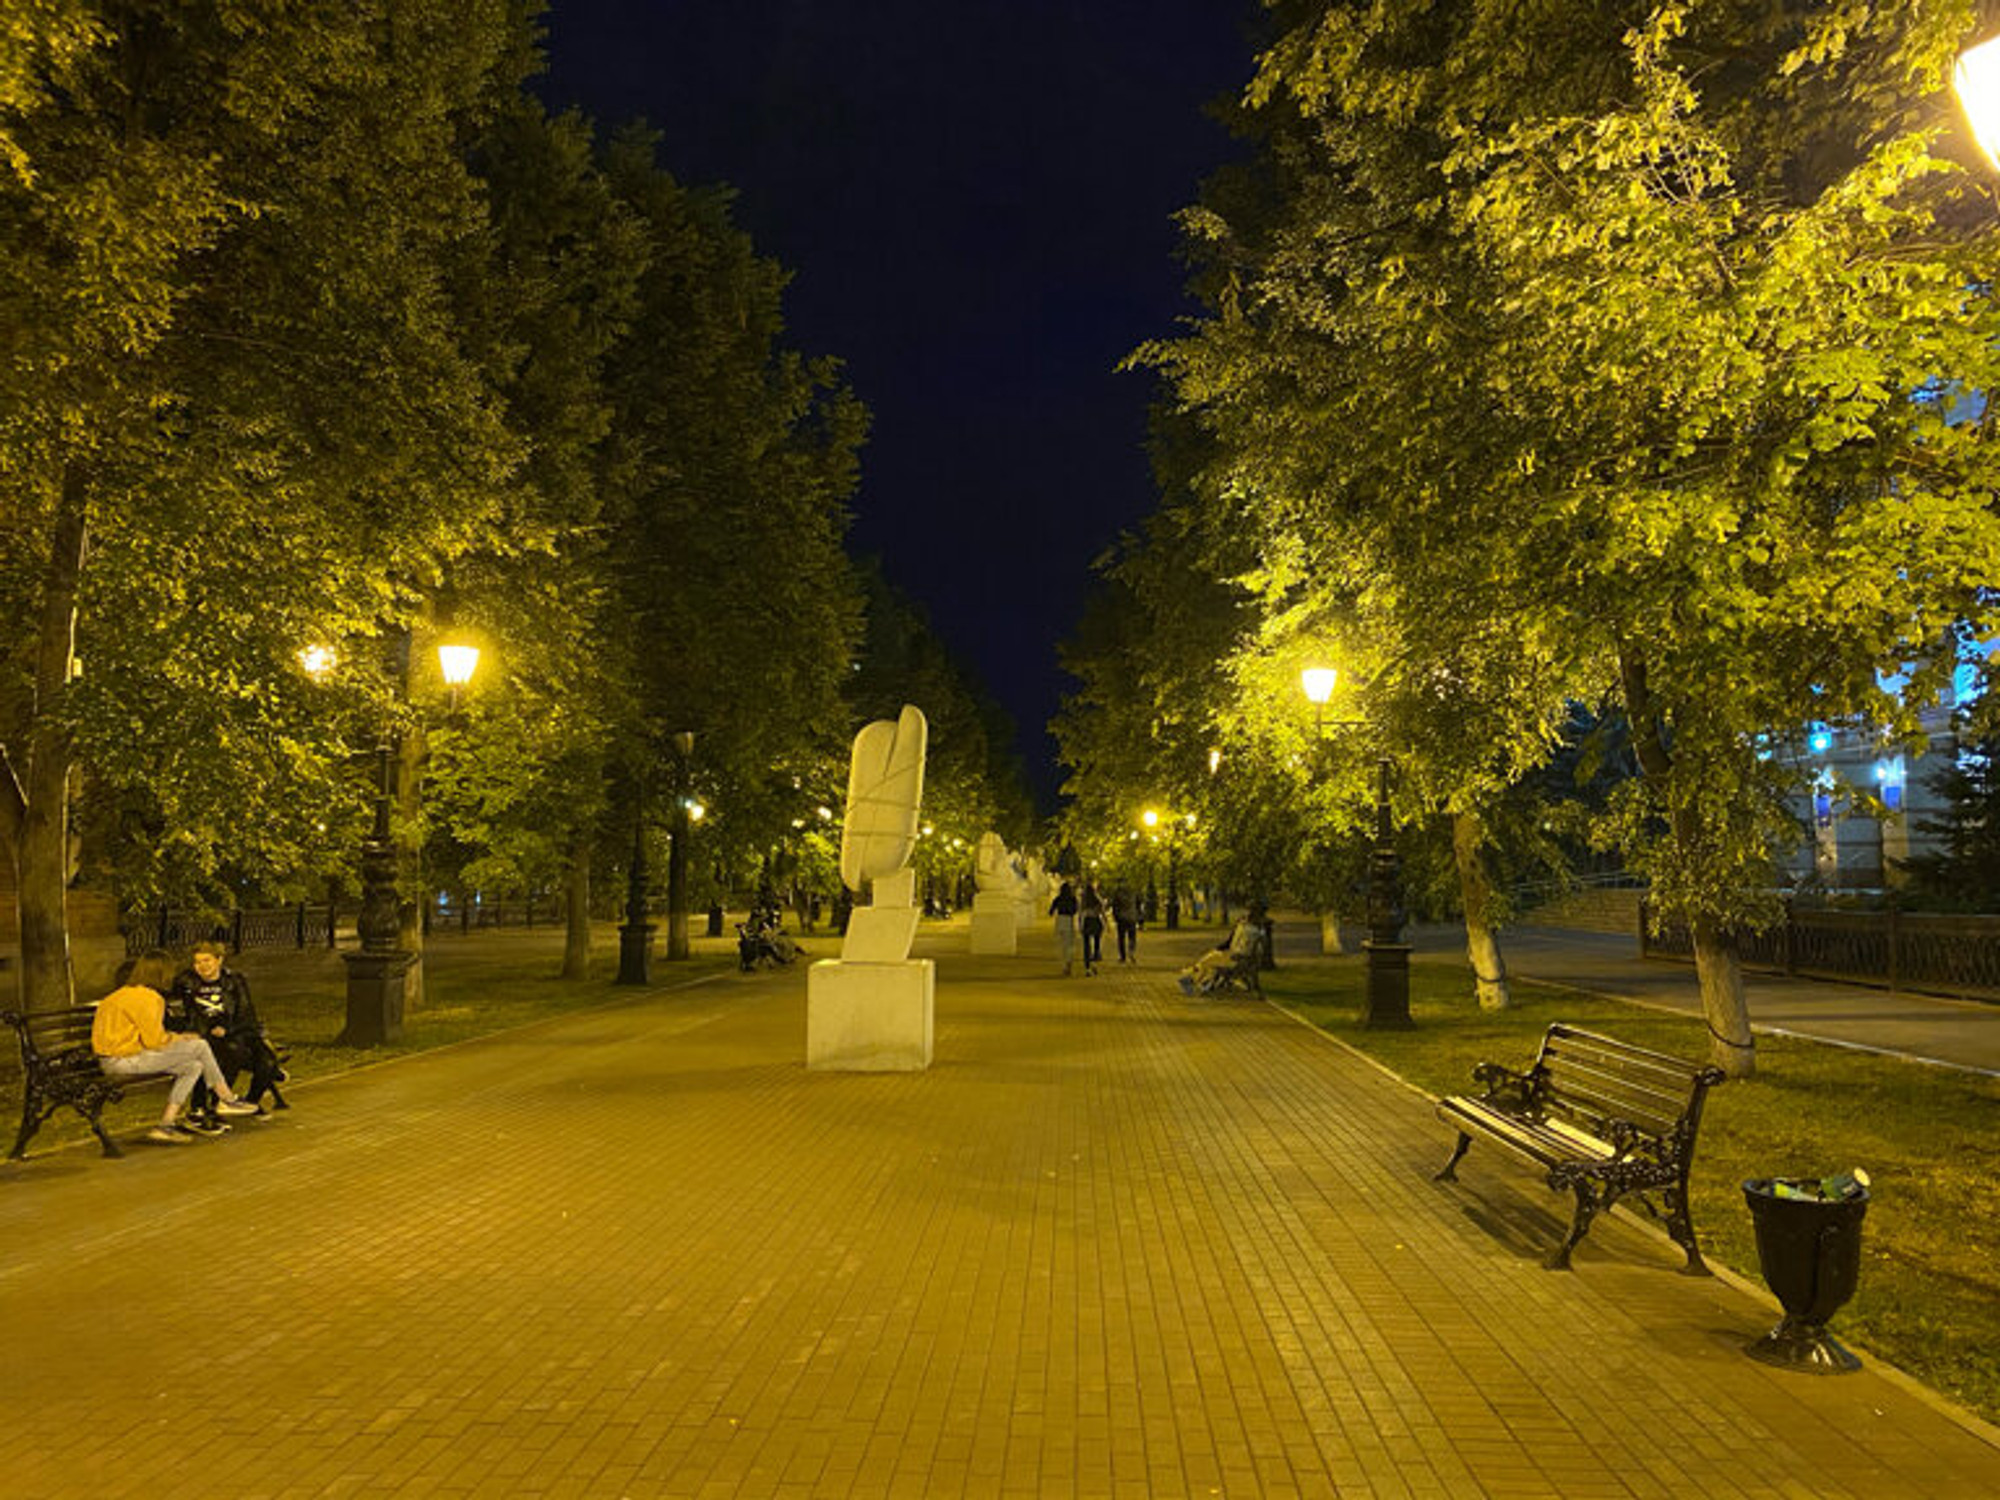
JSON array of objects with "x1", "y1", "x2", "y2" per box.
[
  {"x1": 1302, "y1": 664, "x2": 1413, "y2": 1030},
  {"x1": 437, "y1": 642, "x2": 480, "y2": 711}
]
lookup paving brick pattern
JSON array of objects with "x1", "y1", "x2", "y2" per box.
[{"x1": 4, "y1": 931, "x2": 1997, "y2": 1498}]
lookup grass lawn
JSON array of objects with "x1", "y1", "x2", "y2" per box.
[
  {"x1": 4, "y1": 925, "x2": 742, "y2": 1157},
  {"x1": 1264, "y1": 954, "x2": 2000, "y2": 1427}
]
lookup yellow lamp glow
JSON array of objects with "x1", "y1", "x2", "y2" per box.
[
  {"x1": 1957, "y1": 35, "x2": 2000, "y2": 166},
  {"x1": 686, "y1": 800, "x2": 706, "y2": 822},
  {"x1": 1301, "y1": 666, "x2": 1338, "y2": 705},
  {"x1": 298, "y1": 645, "x2": 336, "y2": 678},
  {"x1": 437, "y1": 643, "x2": 481, "y2": 688},
  {"x1": 1141, "y1": 808, "x2": 1160, "y2": 829}
]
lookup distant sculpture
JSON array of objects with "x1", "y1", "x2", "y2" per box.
[{"x1": 975, "y1": 832, "x2": 1026, "y2": 897}]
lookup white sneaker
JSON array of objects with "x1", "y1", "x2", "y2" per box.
[
  {"x1": 213, "y1": 1097, "x2": 261, "y2": 1118},
  {"x1": 148, "y1": 1124, "x2": 198, "y2": 1145}
]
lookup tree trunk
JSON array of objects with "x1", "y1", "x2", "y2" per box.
[
  {"x1": 11, "y1": 467, "x2": 89, "y2": 1012},
  {"x1": 1692, "y1": 913, "x2": 1755, "y2": 1078},
  {"x1": 1452, "y1": 810, "x2": 1510, "y2": 1010},
  {"x1": 1618, "y1": 641, "x2": 1755, "y2": 1078},
  {"x1": 394, "y1": 723, "x2": 426, "y2": 1011},
  {"x1": 1319, "y1": 910, "x2": 1344, "y2": 955},
  {"x1": 562, "y1": 836, "x2": 591, "y2": 980}
]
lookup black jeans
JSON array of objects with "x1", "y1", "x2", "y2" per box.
[
  {"x1": 1115, "y1": 920, "x2": 1138, "y2": 961},
  {"x1": 191, "y1": 1033, "x2": 284, "y2": 1111},
  {"x1": 1081, "y1": 918, "x2": 1104, "y2": 966}
]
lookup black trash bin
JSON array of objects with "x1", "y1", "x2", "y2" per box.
[{"x1": 1742, "y1": 1177, "x2": 1870, "y2": 1373}]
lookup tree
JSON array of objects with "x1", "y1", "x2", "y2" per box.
[
  {"x1": 1139, "y1": 0, "x2": 2000, "y2": 1074},
  {"x1": 2, "y1": 1, "x2": 531, "y2": 1011}
]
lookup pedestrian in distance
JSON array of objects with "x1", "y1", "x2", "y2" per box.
[
  {"x1": 92, "y1": 950, "x2": 264, "y2": 1144},
  {"x1": 1078, "y1": 880, "x2": 1106, "y2": 975},
  {"x1": 1049, "y1": 880, "x2": 1080, "y2": 976},
  {"x1": 1111, "y1": 886, "x2": 1140, "y2": 964}
]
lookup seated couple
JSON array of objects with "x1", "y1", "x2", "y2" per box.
[{"x1": 92, "y1": 948, "x2": 271, "y2": 1145}]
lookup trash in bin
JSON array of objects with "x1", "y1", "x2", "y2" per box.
[{"x1": 1742, "y1": 1168, "x2": 1871, "y2": 1374}]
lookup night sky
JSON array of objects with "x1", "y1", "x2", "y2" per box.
[{"x1": 534, "y1": 0, "x2": 1254, "y2": 804}]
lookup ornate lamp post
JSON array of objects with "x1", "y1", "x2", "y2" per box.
[
  {"x1": 667, "y1": 731, "x2": 695, "y2": 961},
  {"x1": 1302, "y1": 665, "x2": 1413, "y2": 1029},
  {"x1": 332, "y1": 637, "x2": 479, "y2": 1045}
]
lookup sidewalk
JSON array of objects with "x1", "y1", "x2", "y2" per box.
[
  {"x1": 1403, "y1": 924, "x2": 2000, "y2": 1075},
  {"x1": 4, "y1": 922, "x2": 1997, "y2": 1498}
]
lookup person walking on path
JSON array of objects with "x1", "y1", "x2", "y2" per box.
[
  {"x1": 1078, "y1": 881, "x2": 1106, "y2": 975},
  {"x1": 1111, "y1": 886, "x2": 1140, "y2": 964},
  {"x1": 93, "y1": 950, "x2": 263, "y2": 1144},
  {"x1": 1050, "y1": 881, "x2": 1080, "y2": 976}
]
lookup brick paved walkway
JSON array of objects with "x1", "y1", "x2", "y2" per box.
[{"x1": 4, "y1": 928, "x2": 1997, "y2": 1499}]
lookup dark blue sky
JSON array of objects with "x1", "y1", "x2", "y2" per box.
[{"x1": 535, "y1": 0, "x2": 1253, "y2": 803}]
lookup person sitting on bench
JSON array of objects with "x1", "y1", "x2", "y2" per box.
[
  {"x1": 1179, "y1": 911, "x2": 1264, "y2": 995},
  {"x1": 93, "y1": 950, "x2": 262, "y2": 1145},
  {"x1": 173, "y1": 940, "x2": 287, "y2": 1118}
]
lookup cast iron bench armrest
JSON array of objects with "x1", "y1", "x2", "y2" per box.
[
  {"x1": 1432, "y1": 1023, "x2": 1723, "y2": 1273},
  {"x1": 4, "y1": 1006, "x2": 172, "y2": 1161}
]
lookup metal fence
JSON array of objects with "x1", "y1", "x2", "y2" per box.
[
  {"x1": 1640, "y1": 900, "x2": 2000, "y2": 1003},
  {"x1": 122, "y1": 896, "x2": 562, "y2": 956}
]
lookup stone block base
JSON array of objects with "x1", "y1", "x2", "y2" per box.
[
  {"x1": 807, "y1": 959, "x2": 935, "y2": 1071},
  {"x1": 970, "y1": 908, "x2": 1018, "y2": 956}
]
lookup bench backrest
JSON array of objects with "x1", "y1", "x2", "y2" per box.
[
  {"x1": 1531, "y1": 1024, "x2": 1723, "y2": 1148},
  {"x1": 3, "y1": 1006, "x2": 100, "y2": 1072}
]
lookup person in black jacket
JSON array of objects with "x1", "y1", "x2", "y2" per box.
[{"x1": 172, "y1": 941, "x2": 287, "y2": 1120}]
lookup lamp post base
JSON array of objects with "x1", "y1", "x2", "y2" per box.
[
  {"x1": 616, "y1": 922, "x2": 656, "y2": 986},
  {"x1": 1362, "y1": 941, "x2": 1415, "y2": 1029},
  {"x1": 340, "y1": 949, "x2": 416, "y2": 1047}
]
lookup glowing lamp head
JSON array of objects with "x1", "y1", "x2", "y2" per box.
[
  {"x1": 686, "y1": 800, "x2": 706, "y2": 822},
  {"x1": 1956, "y1": 35, "x2": 2000, "y2": 167},
  {"x1": 1301, "y1": 666, "x2": 1338, "y2": 705},
  {"x1": 298, "y1": 645, "x2": 336, "y2": 678},
  {"x1": 437, "y1": 643, "x2": 481, "y2": 688},
  {"x1": 1141, "y1": 808, "x2": 1160, "y2": 829},
  {"x1": 1208, "y1": 747, "x2": 1222, "y2": 774},
  {"x1": 1809, "y1": 728, "x2": 1833, "y2": 755}
]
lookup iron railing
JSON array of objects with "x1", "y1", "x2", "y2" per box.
[
  {"x1": 123, "y1": 895, "x2": 561, "y2": 956},
  {"x1": 1641, "y1": 899, "x2": 2000, "y2": 1003}
]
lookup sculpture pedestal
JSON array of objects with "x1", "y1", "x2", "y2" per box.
[
  {"x1": 807, "y1": 958, "x2": 934, "y2": 1071},
  {"x1": 970, "y1": 892, "x2": 1018, "y2": 955}
]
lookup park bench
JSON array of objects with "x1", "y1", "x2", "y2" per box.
[
  {"x1": 4, "y1": 1005, "x2": 170, "y2": 1160},
  {"x1": 1433, "y1": 1023, "x2": 1724, "y2": 1272}
]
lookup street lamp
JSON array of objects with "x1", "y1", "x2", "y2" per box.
[
  {"x1": 337, "y1": 635, "x2": 481, "y2": 1045},
  {"x1": 1139, "y1": 806, "x2": 1183, "y2": 928},
  {"x1": 1302, "y1": 664, "x2": 1412, "y2": 1029},
  {"x1": 1956, "y1": 35, "x2": 2000, "y2": 165}
]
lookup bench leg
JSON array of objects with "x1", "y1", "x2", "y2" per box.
[
  {"x1": 8, "y1": 1090, "x2": 45, "y2": 1161},
  {"x1": 85, "y1": 1105, "x2": 124, "y2": 1159},
  {"x1": 1663, "y1": 1184, "x2": 1709, "y2": 1276},
  {"x1": 1434, "y1": 1131, "x2": 1472, "y2": 1183},
  {"x1": 1545, "y1": 1181, "x2": 1602, "y2": 1271}
]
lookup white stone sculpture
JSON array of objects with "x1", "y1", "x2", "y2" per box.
[
  {"x1": 808, "y1": 705, "x2": 934, "y2": 1070},
  {"x1": 970, "y1": 830, "x2": 1026, "y2": 955}
]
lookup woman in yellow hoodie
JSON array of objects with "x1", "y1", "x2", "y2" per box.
[{"x1": 92, "y1": 949, "x2": 263, "y2": 1144}]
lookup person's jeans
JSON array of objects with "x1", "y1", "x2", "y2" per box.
[
  {"x1": 1054, "y1": 915, "x2": 1077, "y2": 970},
  {"x1": 1081, "y1": 919, "x2": 1104, "y2": 966},
  {"x1": 1115, "y1": 921, "x2": 1138, "y2": 961},
  {"x1": 99, "y1": 1036, "x2": 228, "y2": 1111}
]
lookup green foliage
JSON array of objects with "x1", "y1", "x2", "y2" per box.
[
  {"x1": 1901, "y1": 731, "x2": 2000, "y2": 910},
  {"x1": 1136, "y1": 0, "x2": 2000, "y2": 940}
]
